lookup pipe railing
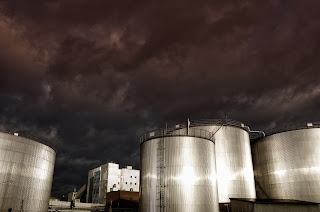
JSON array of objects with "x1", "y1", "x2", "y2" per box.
[
  {"x1": 140, "y1": 128, "x2": 215, "y2": 144},
  {"x1": 164, "y1": 119, "x2": 249, "y2": 133}
]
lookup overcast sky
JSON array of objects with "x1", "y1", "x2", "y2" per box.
[{"x1": 0, "y1": 0, "x2": 319, "y2": 197}]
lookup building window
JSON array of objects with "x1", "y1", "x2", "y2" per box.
[
  {"x1": 130, "y1": 176, "x2": 132, "y2": 178},
  {"x1": 130, "y1": 188, "x2": 133, "y2": 191},
  {"x1": 135, "y1": 183, "x2": 137, "y2": 185},
  {"x1": 135, "y1": 176, "x2": 137, "y2": 178},
  {"x1": 126, "y1": 182, "x2": 127, "y2": 184},
  {"x1": 130, "y1": 182, "x2": 132, "y2": 185},
  {"x1": 92, "y1": 170, "x2": 101, "y2": 204}
]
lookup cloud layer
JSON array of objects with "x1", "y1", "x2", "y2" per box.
[{"x1": 0, "y1": 0, "x2": 319, "y2": 196}]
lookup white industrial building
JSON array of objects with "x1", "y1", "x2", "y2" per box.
[{"x1": 86, "y1": 162, "x2": 139, "y2": 204}]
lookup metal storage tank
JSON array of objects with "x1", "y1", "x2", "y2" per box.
[
  {"x1": 252, "y1": 122, "x2": 320, "y2": 203},
  {"x1": 0, "y1": 132, "x2": 56, "y2": 212},
  {"x1": 172, "y1": 119, "x2": 256, "y2": 205},
  {"x1": 140, "y1": 128, "x2": 219, "y2": 212}
]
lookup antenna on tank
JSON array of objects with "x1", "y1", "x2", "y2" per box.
[
  {"x1": 223, "y1": 113, "x2": 228, "y2": 125},
  {"x1": 165, "y1": 122, "x2": 167, "y2": 134}
]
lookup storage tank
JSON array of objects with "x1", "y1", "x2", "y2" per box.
[
  {"x1": 140, "y1": 128, "x2": 219, "y2": 212},
  {"x1": 0, "y1": 132, "x2": 56, "y2": 212},
  {"x1": 252, "y1": 122, "x2": 320, "y2": 203},
  {"x1": 172, "y1": 119, "x2": 256, "y2": 205}
]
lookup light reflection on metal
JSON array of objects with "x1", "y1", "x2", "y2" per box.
[
  {"x1": 252, "y1": 128, "x2": 320, "y2": 202},
  {"x1": 142, "y1": 119, "x2": 257, "y2": 204},
  {"x1": 0, "y1": 132, "x2": 56, "y2": 212},
  {"x1": 273, "y1": 170, "x2": 287, "y2": 176},
  {"x1": 140, "y1": 130, "x2": 219, "y2": 212},
  {"x1": 190, "y1": 120, "x2": 256, "y2": 203}
]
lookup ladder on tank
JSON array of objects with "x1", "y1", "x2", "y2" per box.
[
  {"x1": 208, "y1": 124, "x2": 224, "y2": 141},
  {"x1": 156, "y1": 131, "x2": 165, "y2": 212}
]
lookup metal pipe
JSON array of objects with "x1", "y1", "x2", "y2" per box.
[{"x1": 250, "y1": 130, "x2": 265, "y2": 137}]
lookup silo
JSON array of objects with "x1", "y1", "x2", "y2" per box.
[
  {"x1": 252, "y1": 122, "x2": 320, "y2": 203},
  {"x1": 0, "y1": 132, "x2": 56, "y2": 212},
  {"x1": 180, "y1": 119, "x2": 256, "y2": 205},
  {"x1": 140, "y1": 128, "x2": 219, "y2": 212}
]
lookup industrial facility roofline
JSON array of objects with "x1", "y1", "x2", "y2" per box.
[
  {"x1": 0, "y1": 131, "x2": 57, "y2": 152},
  {"x1": 140, "y1": 128, "x2": 215, "y2": 144}
]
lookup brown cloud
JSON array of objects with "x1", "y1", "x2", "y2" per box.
[{"x1": 0, "y1": 0, "x2": 319, "y2": 196}]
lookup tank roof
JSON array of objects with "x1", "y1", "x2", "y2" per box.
[
  {"x1": 264, "y1": 122, "x2": 320, "y2": 136},
  {"x1": 0, "y1": 131, "x2": 57, "y2": 152},
  {"x1": 250, "y1": 121, "x2": 320, "y2": 141}
]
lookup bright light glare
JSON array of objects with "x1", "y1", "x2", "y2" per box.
[
  {"x1": 274, "y1": 170, "x2": 286, "y2": 176},
  {"x1": 181, "y1": 166, "x2": 197, "y2": 184}
]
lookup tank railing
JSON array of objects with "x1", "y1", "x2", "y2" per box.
[
  {"x1": 264, "y1": 122, "x2": 320, "y2": 137},
  {"x1": 168, "y1": 119, "x2": 250, "y2": 131},
  {"x1": 208, "y1": 124, "x2": 224, "y2": 141},
  {"x1": 167, "y1": 119, "x2": 250, "y2": 132},
  {"x1": 164, "y1": 123, "x2": 187, "y2": 133},
  {"x1": 140, "y1": 128, "x2": 215, "y2": 144},
  {"x1": 193, "y1": 119, "x2": 250, "y2": 131}
]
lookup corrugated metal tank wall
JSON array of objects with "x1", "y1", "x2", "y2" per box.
[
  {"x1": 252, "y1": 128, "x2": 320, "y2": 202},
  {"x1": 139, "y1": 137, "x2": 158, "y2": 212},
  {"x1": 190, "y1": 120, "x2": 256, "y2": 203},
  {"x1": 140, "y1": 131, "x2": 219, "y2": 212},
  {"x1": 0, "y1": 132, "x2": 56, "y2": 212}
]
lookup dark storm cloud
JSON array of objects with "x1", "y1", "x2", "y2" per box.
[{"x1": 0, "y1": 0, "x2": 320, "y2": 196}]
